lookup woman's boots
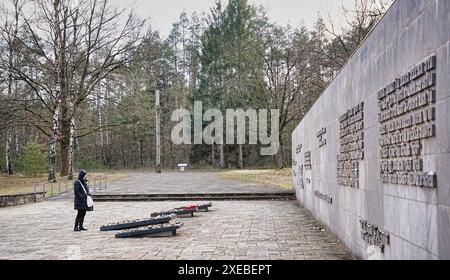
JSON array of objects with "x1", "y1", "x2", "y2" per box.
[
  {"x1": 74, "y1": 216, "x2": 87, "y2": 231},
  {"x1": 74, "y1": 217, "x2": 81, "y2": 232},
  {"x1": 74, "y1": 210, "x2": 87, "y2": 231},
  {"x1": 79, "y1": 217, "x2": 88, "y2": 231}
]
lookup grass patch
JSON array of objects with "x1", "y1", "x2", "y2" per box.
[
  {"x1": 0, "y1": 172, "x2": 129, "y2": 196},
  {"x1": 218, "y1": 168, "x2": 293, "y2": 190}
]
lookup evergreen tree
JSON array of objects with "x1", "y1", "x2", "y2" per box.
[{"x1": 21, "y1": 139, "x2": 47, "y2": 177}]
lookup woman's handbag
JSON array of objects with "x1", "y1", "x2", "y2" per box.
[{"x1": 78, "y1": 179, "x2": 94, "y2": 208}]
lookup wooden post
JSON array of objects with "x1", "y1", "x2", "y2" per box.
[{"x1": 155, "y1": 89, "x2": 161, "y2": 173}]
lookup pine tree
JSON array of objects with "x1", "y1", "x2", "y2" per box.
[{"x1": 21, "y1": 139, "x2": 47, "y2": 177}]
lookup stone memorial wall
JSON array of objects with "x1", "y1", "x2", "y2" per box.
[
  {"x1": 337, "y1": 102, "x2": 365, "y2": 189},
  {"x1": 292, "y1": 0, "x2": 450, "y2": 259}
]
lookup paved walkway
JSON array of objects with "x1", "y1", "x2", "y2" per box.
[
  {"x1": 0, "y1": 200, "x2": 353, "y2": 260},
  {"x1": 95, "y1": 172, "x2": 293, "y2": 194},
  {"x1": 0, "y1": 172, "x2": 353, "y2": 260}
]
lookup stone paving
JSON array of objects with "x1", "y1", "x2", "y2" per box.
[
  {"x1": 0, "y1": 200, "x2": 354, "y2": 260},
  {"x1": 0, "y1": 172, "x2": 353, "y2": 260}
]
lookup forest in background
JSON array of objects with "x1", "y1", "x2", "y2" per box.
[{"x1": 0, "y1": 0, "x2": 393, "y2": 181}]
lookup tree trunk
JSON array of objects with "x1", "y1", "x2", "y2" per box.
[
  {"x1": 5, "y1": 130, "x2": 13, "y2": 175},
  {"x1": 59, "y1": 100, "x2": 70, "y2": 175},
  {"x1": 219, "y1": 144, "x2": 225, "y2": 168},
  {"x1": 48, "y1": 102, "x2": 60, "y2": 182},
  {"x1": 122, "y1": 142, "x2": 126, "y2": 168},
  {"x1": 58, "y1": 88, "x2": 70, "y2": 177},
  {"x1": 104, "y1": 132, "x2": 111, "y2": 168},
  {"x1": 132, "y1": 128, "x2": 137, "y2": 169},
  {"x1": 103, "y1": 82, "x2": 111, "y2": 167},
  {"x1": 140, "y1": 139, "x2": 144, "y2": 167},
  {"x1": 149, "y1": 138, "x2": 153, "y2": 168},
  {"x1": 60, "y1": 136, "x2": 69, "y2": 177},
  {"x1": 276, "y1": 137, "x2": 284, "y2": 169},
  {"x1": 238, "y1": 144, "x2": 244, "y2": 169},
  {"x1": 211, "y1": 144, "x2": 215, "y2": 167},
  {"x1": 249, "y1": 145, "x2": 258, "y2": 167},
  {"x1": 155, "y1": 89, "x2": 161, "y2": 173},
  {"x1": 96, "y1": 90, "x2": 107, "y2": 166},
  {"x1": 14, "y1": 132, "x2": 19, "y2": 155},
  {"x1": 162, "y1": 134, "x2": 166, "y2": 170},
  {"x1": 185, "y1": 145, "x2": 189, "y2": 164},
  {"x1": 68, "y1": 116, "x2": 75, "y2": 179},
  {"x1": 224, "y1": 145, "x2": 229, "y2": 169},
  {"x1": 57, "y1": 13, "x2": 69, "y2": 177},
  {"x1": 5, "y1": 10, "x2": 16, "y2": 176},
  {"x1": 170, "y1": 140, "x2": 174, "y2": 169}
]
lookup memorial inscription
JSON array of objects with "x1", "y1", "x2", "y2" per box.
[
  {"x1": 298, "y1": 164, "x2": 304, "y2": 189},
  {"x1": 377, "y1": 55, "x2": 437, "y2": 188},
  {"x1": 304, "y1": 151, "x2": 312, "y2": 170},
  {"x1": 317, "y1": 127, "x2": 327, "y2": 147},
  {"x1": 337, "y1": 102, "x2": 365, "y2": 188},
  {"x1": 292, "y1": 159, "x2": 305, "y2": 188},
  {"x1": 360, "y1": 220, "x2": 390, "y2": 252},
  {"x1": 296, "y1": 144, "x2": 302, "y2": 154},
  {"x1": 314, "y1": 191, "x2": 332, "y2": 204}
]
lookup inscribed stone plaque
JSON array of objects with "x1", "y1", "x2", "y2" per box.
[
  {"x1": 337, "y1": 102, "x2": 365, "y2": 188},
  {"x1": 377, "y1": 55, "x2": 437, "y2": 188}
]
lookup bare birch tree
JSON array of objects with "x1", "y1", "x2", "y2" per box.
[{"x1": 1, "y1": 0, "x2": 144, "y2": 180}]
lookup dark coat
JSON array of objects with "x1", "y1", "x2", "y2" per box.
[{"x1": 74, "y1": 170, "x2": 93, "y2": 211}]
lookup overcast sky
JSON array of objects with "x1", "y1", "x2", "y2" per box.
[{"x1": 114, "y1": 0, "x2": 356, "y2": 37}]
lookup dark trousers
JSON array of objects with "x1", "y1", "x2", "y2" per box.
[{"x1": 75, "y1": 210, "x2": 86, "y2": 229}]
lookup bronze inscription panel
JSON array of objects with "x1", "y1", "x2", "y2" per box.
[
  {"x1": 377, "y1": 55, "x2": 437, "y2": 188},
  {"x1": 337, "y1": 102, "x2": 365, "y2": 188}
]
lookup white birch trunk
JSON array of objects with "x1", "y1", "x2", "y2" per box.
[
  {"x1": 5, "y1": 130, "x2": 13, "y2": 175},
  {"x1": 48, "y1": 101, "x2": 60, "y2": 182},
  {"x1": 68, "y1": 115, "x2": 75, "y2": 179},
  {"x1": 14, "y1": 132, "x2": 19, "y2": 154}
]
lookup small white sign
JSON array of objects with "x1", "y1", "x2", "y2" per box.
[{"x1": 178, "y1": 163, "x2": 188, "y2": 172}]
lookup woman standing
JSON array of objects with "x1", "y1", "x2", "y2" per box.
[{"x1": 73, "y1": 170, "x2": 93, "y2": 231}]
